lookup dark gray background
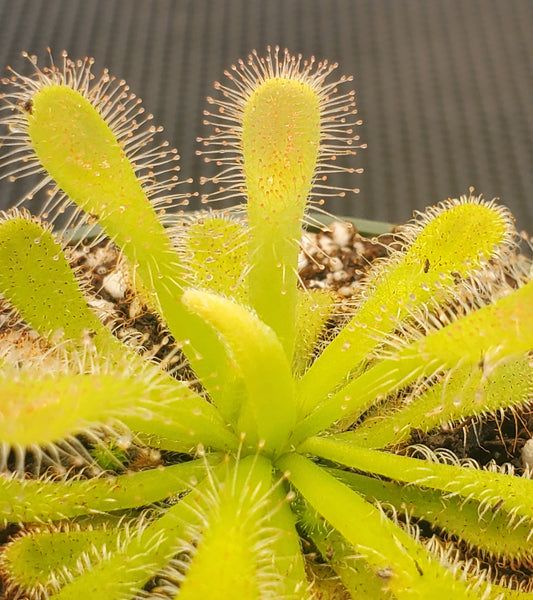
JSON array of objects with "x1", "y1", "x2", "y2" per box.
[{"x1": 0, "y1": 0, "x2": 532, "y2": 231}]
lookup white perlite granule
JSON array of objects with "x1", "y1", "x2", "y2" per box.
[{"x1": 521, "y1": 438, "x2": 533, "y2": 475}]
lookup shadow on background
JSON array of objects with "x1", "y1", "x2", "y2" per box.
[{"x1": 0, "y1": 0, "x2": 531, "y2": 230}]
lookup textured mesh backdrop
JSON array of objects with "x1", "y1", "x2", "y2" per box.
[{"x1": 0, "y1": 0, "x2": 531, "y2": 231}]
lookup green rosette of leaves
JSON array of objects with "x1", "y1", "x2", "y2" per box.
[{"x1": 0, "y1": 48, "x2": 531, "y2": 600}]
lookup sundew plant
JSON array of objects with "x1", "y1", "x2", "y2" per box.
[{"x1": 0, "y1": 48, "x2": 532, "y2": 600}]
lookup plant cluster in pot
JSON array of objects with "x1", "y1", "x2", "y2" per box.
[{"x1": 0, "y1": 47, "x2": 532, "y2": 600}]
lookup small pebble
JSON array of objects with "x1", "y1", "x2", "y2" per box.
[
  {"x1": 329, "y1": 257, "x2": 344, "y2": 272},
  {"x1": 332, "y1": 270, "x2": 349, "y2": 282},
  {"x1": 300, "y1": 233, "x2": 317, "y2": 255},
  {"x1": 353, "y1": 241, "x2": 366, "y2": 255},
  {"x1": 129, "y1": 297, "x2": 145, "y2": 319},
  {"x1": 521, "y1": 438, "x2": 533, "y2": 475},
  {"x1": 298, "y1": 253, "x2": 309, "y2": 271},
  {"x1": 87, "y1": 297, "x2": 116, "y2": 320},
  {"x1": 338, "y1": 285, "x2": 355, "y2": 297},
  {"x1": 330, "y1": 221, "x2": 352, "y2": 247},
  {"x1": 102, "y1": 271, "x2": 127, "y2": 299},
  {"x1": 318, "y1": 235, "x2": 336, "y2": 255}
]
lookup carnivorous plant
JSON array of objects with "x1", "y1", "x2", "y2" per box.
[{"x1": 0, "y1": 47, "x2": 532, "y2": 599}]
